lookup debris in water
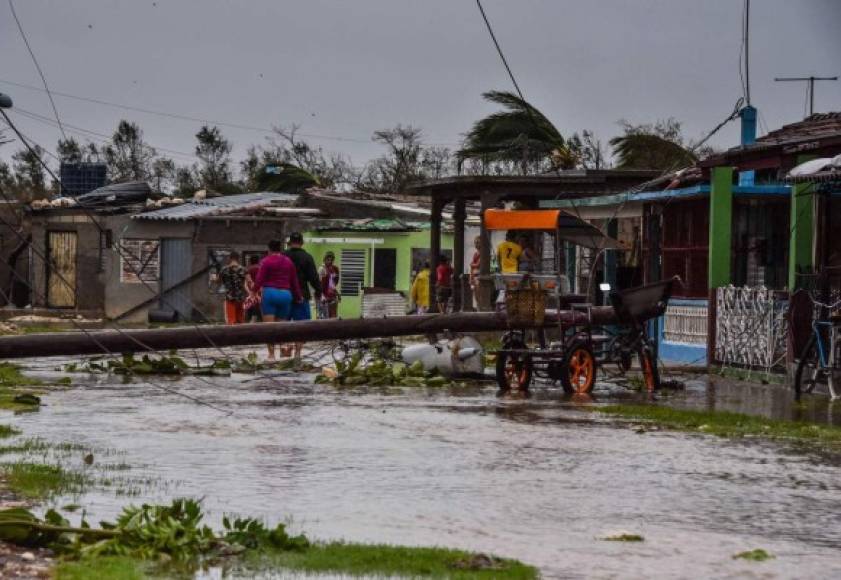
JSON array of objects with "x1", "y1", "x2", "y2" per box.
[
  {"x1": 451, "y1": 553, "x2": 503, "y2": 571},
  {"x1": 601, "y1": 533, "x2": 644, "y2": 542},
  {"x1": 733, "y1": 549, "x2": 774, "y2": 561},
  {"x1": 401, "y1": 336, "x2": 484, "y2": 378}
]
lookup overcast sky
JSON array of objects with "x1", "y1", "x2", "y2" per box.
[{"x1": 1, "y1": 0, "x2": 840, "y2": 172}]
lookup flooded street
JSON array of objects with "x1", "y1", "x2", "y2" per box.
[{"x1": 7, "y1": 357, "x2": 841, "y2": 579}]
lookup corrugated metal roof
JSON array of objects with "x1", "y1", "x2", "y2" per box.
[{"x1": 134, "y1": 192, "x2": 298, "y2": 221}]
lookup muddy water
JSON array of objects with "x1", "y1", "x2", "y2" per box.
[{"x1": 8, "y1": 360, "x2": 841, "y2": 579}]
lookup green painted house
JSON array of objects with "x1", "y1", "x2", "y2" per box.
[{"x1": 304, "y1": 219, "x2": 454, "y2": 318}]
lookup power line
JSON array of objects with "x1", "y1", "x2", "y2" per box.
[
  {"x1": 474, "y1": 0, "x2": 526, "y2": 101},
  {"x1": 7, "y1": 0, "x2": 68, "y2": 142},
  {"x1": 12, "y1": 106, "x2": 199, "y2": 161},
  {"x1": 0, "y1": 77, "x2": 460, "y2": 148}
]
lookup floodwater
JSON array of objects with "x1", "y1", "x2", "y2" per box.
[{"x1": 7, "y1": 355, "x2": 841, "y2": 579}]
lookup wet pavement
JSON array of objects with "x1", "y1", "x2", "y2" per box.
[{"x1": 6, "y1": 355, "x2": 841, "y2": 579}]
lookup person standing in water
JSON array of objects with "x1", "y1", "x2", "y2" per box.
[
  {"x1": 253, "y1": 239, "x2": 301, "y2": 362},
  {"x1": 318, "y1": 251, "x2": 340, "y2": 319},
  {"x1": 284, "y1": 232, "x2": 322, "y2": 358}
]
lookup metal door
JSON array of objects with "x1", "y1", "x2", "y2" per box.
[
  {"x1": 160, "y1": 238, "x2": 193, "y2": 321},
  {"x1": 46, "y1": 231, "x2": 77, "y2": 308}
]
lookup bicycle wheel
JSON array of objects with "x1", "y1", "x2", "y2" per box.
[
  {"x1": 794, "y1": 335, "x2": 825, "y2": 398},
  {"x1": 495, "y1": 346, "x2": 532, "y2": 397},
  {"x1": 561, "y1": 342, "x2": 597, "y2": 395}
]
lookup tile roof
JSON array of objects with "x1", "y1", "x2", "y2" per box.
[
  {"x1": 756, "y1": 112, "x2": 841, "y2": 145},
  {"x1": 133, "y1": 192, "x2": 298, "y2": 221}
]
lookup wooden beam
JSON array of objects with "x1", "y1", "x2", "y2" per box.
[{"x1": 453, "y1": 199, "x2": 466, "y2": 311}]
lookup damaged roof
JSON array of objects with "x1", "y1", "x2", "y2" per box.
[{"x1": 134, "y1": 192, "x2": 299, "y2": 221}]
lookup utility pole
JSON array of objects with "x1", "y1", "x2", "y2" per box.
[{"x1": 774, "y1": 76, "x2": 839, "y2": 117}]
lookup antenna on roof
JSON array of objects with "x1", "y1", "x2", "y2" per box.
[{"x1": 774, "y1": 76, "x2": 839, "y2": 117}]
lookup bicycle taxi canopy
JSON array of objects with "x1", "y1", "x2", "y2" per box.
[{"x1": 483, "y1": 208, "x2": 621, "y2": 250}]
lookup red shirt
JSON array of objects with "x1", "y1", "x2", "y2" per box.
[
  {"x1": 254, "y1": 253, "x2": 302, "y2": 302},
  {"x1": 436, "y1": 264, "x2": 453, "y2": 287}
]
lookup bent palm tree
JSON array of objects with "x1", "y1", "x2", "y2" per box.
[
  {"x1": 610, "y1": 127, "x2": 697, "y2": 171},
  {"x1": 458, "y1": 91, "x2": 576, "y2": 173}
]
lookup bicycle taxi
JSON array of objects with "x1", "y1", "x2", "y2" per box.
[{"x1": 483, "y1": 208, "x2": 676, "y2": 397}]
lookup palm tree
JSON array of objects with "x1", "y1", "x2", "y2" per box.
[
  {"x1": 255, "y1": 162, "x2": 319, "y2": 194},
  {"x1": 458, "y1": 91, "x2": 577, "y2": 174},
  {"x1": 609, "y1": 120, "x2": 698, "y2": 171}
]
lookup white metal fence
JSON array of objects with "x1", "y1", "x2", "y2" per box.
[
  {"x1": 715, "y1": 285, "x2": 788, "y2": 372},
  {"x1": 663, "y1": 303, "x2": 708, "y2": 345}
]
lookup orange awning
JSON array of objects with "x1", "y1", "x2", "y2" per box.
[
  {"x1": 483, "y1": 208, "x2": 621, "y2": 250},
  {"x1": 484, "y1": 209, "x2": 562, "y2": 231}
]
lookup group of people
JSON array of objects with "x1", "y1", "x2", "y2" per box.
[
  {"x1": 407, "y1": 231, "x2": 539, "y2": 314},
  {"x1": 214, "y1": 232, "x2": 340, "y2": 361},
  {"x1": 409, "y1": 254, "x2": 454, "y2": 314}
]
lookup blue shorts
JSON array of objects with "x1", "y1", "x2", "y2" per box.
[
  {"x1": 261, "y1": 288, "x2": 292, "y2": 319},
  {"x1": 290, "y1": 301, "x2": 311, "y2": 321}
]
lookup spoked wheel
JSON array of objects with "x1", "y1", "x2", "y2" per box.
[
  {"x1": 638, "y1": 345, "x2": 661, "y2": 392},
  {"x1": 495, "y1": 350, "x2": 533, "y2": 397},
  {"x1": 561, "y1": 344, "x2": 597, "y2": 395},
  {"x1": 794, "y1": 335, "x2": 825, "y2": 399}
]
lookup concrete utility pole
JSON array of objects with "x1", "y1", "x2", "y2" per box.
[{"x1": 774, "y1": 76, "x2": 839, "y2": 117}]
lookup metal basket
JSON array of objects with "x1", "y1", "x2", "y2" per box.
[{"x1": 505, "y1": 285, "x2": 546, "y2": 327}]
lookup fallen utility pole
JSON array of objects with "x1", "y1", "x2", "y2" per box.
[{"x1": 0, "y1": 309, "x2": 634, "y2": 360}]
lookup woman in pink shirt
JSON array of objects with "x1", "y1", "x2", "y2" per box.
[{"x1": 254, "y1": 239, "x2": 302, "y2": 361}]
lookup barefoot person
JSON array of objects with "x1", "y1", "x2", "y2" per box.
[
  {"x1": 254, "y1": 239, "x2": 302, "y2": 362},
  {"x1": 435, "y1": 254, "x2": 453, "y2": 313}
]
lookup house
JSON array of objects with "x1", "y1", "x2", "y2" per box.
[
  {"x1": 559, "y1": 110, "x2": 841, "y2": 365},
  {"x1": 24, "y1": 184, "x2": 468, "y2": 323},
  {"x1": 303, "y1": 219, "x2": 456, "y2": 318},
  {"x1": 27, "y1": 190, "x2": 313, "y2": 323}
]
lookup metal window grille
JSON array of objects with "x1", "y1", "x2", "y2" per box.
[{"x1": 340, "y1": 249, "x2": 366, "y2": 296}]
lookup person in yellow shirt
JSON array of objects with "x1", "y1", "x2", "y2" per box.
[
  {"x1": 410, "y1": 262, "x2": 431, "y2": 314},
  {"x1": 497, "y1": 231, "x2": 523, "y2": 273}
]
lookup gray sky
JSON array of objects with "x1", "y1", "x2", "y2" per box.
[{"x1": 1, "y1": 0, "x2": 840, "y2": 172}]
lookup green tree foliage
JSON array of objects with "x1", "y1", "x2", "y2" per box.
[
  {"x1": 56, "y1": 138, "x2": 83, "y2": 165},
  {"x1": 194, "y1": 125, "x2": 234, "y2": 192},
  {"x1": 12, "y1": 145, "x2": 48, "y2": 200},
  {"x1": 174, "y1": 165, "x2": 199, "y2": 198},
  {"x1": 609, "y1": 119, "x2": 697, "y2": 170},
  {"x1": 458, "y1": 90, "x2": 576, "y2": 174},
  {"x1": 103, "y1": 121, "x2": 156, "y2": 182},
  {"x1": 150, "y1": 157, "x2": 176, "y2": 194}
]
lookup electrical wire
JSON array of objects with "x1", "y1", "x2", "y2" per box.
[
  {"x1": 7, "y1": 0, "x2": 67, "y2": 142},
  {"x1": 12, "y1": 106, "x2": 199, "y2": 161},
  {"x1": 0, "y1": 77, "x2": 460, "y2": 148}
]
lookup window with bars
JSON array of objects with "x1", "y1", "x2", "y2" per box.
[{"x1": 340, "y1": 249, "x2": 366, "y2": 296}]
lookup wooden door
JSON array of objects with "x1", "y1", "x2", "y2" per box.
[{"x1": 47, "y1": 231, "x2": 77, "y2": 308}]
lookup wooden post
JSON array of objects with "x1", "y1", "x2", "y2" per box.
[
  {"x1": 477, "y1": 191, "x2": 495, "y2": 311},
  {"x1": 453, "y1": 198, "x2": 466, "y2": 312},
  {"x1": 789, "y1": 155, "x2": 816, "y2": 291},
  {"x1": 429, "y1": 198, "x2": 443, "y2": 309}
]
